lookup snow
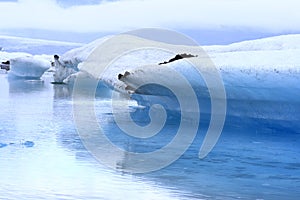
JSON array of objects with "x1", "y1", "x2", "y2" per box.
[
  {"x1": 0, "y1": 51, "x2": 31, "y2": 62},
  {"x1": 0, "y1": 35, "x2": 83, "y2": 55},
  {"x1": 51, "y1": 37, "x2": 111, "y2": 83},
  {"x1": 0, "y1": 36, "x2": 111, "y2": 81},
  {"x1": 62, "y1": 37, "x2": 110, "y2": 65},
  {"x1": 45, "y1": 33, "x2": 300, "y2": 98},
  {"x1": 2, "y1": 33, "x2": 300, "y2": 85},
  {"x1": 0, "y1": 48, "x2": 53, "y2": 79},
  {"x1": 52, "y1": 56, "x2": 77, "y2": 83},
  {"x1": 8, "y1": 56, "x2": 51, "y2": 79},
  {"x1": 71, "y1": 34, "x2": 299, "y2": 93},
  {"x1": 204, "y1": 34, "x2": 300, "y2": 53},
  {"x1": 0, "y1": 34, "x2": 84, "y2": 79}
]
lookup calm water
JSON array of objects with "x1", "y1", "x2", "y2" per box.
[{"x1": 0, "y1": 73, "x2": 300, "y2": 200}]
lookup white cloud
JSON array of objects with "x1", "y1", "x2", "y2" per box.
[{"x1": 0, "y1": 0, "x2": 299, "y2": 33}]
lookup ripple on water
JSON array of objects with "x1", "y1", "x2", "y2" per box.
[{"x1": 0, "y1": 141, "x2": 35, "y2": 148}]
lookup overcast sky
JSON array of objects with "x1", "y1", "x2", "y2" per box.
[
  {"x1": 0, "y1": 0, "x2": 299, "y2": 33},
  {"x1": 0, "y1": 0, "x2": 299, "y2": 44}
]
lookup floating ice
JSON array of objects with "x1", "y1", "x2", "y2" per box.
[
  {"x1": 75, "y1": 34, "x2": 300, "y2": 102},
  {"x1": 52, "y1": 37, "x2": 111, "y2": 83},
  {"x1": 49, "y1": 34, "x2": 300, "y2": 132},
  {"x1": 52, "y1": 55, "x2": 78, "y2": 83},
  {"x1": 8, "y1": 56, "x2": 51, "y2": 79},
  {"x1": 0, "y1": 51, "x2": 31, "y2": 61}
]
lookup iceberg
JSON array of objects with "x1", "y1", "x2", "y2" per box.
[
  {"x1": 0, "y1": 34, "x2": 83, "y2": 79},
  {"x1": 52, "y1": 37, "x2": 111, "y2": 83},
  {"x1": 0, "y1": 51, "x2": 31, "y2": 61},
  {"x1": 8, "y1": 55, "x2": 51, "y2": 79},
  {"x1": 52, "y1": 54, "x2": 78, "y2": 83},
  {"x1": 69, "y1": 34, "x2": 300, "y2": 133},
  {"x1": 43, "y1": 32, "x2": 300, "y2": 135}
]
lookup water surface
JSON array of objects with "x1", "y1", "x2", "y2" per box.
[{"x1": 0, "y1": 73, "x2": 299, "y2": 200}]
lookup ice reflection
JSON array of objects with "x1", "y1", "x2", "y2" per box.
[
  {"x1": 53, "y1": 84, "x2": 72, "y2": 99},
  {"x1": 8, "y1": 78, "x2": 45, "y2": 94}
]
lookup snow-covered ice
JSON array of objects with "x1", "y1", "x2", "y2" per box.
[
  {"x1": 51, "y1": 37, "x2": 111, "y2": 83},
  {"x1": 2, "y1": 33, "x2": 300, "y2": 128},
  {"x1": 204, "y1": 34, "x2": 300, "y2": 53},
  {"x1": 0, "y1": 35, "x2": 83, "y2": 79},
  {"x1": 0, "y1": 35, "x2": 83, "y2": 55},
  {"x1": 63, "y1": 34, "x2": 300, "y2": 132},
  {"x1": 0, "y1": 51, "x2": 31, "y2": 61},
  {"x1": 8, "y1": 56, "x2": 51, "y2": 79},
  {"x1": 71, "y1": 34, "x2": 300, "y2": 94}
]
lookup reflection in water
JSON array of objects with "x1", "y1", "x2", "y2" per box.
[
  {"x1": 72, "y1": 89, "x2": 300, "y2": 199},
  {"x1": 52, "y1": 79, "x2": 115, "y2": 153},
  {"x1": 52, "y1": 83, "x2": 81, "y2": 151},
  {"x1": 50, "y1": 79, "x2": 182, "y2": 200},
  {"x1": 1, "y1": 74, "x2": 192, "y2": 200},
  {"x1": 2, "y1": 74, "x2": 300, "y2": 199},
  {"x1": 4, "y1": 75, "x2": 53, "y2": 141},
  {"x1": 8, "y1": 78, "x2": 45, "y2": 94},
  {"x1": 53, "y1": 84, "x2": 72, "y2": 99},
  {"x1": 53, "y1": 80, "x2": 113, "y2": 100}
]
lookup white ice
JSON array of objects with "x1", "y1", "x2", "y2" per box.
[
  {"x1": 63, "y1": 34, "x2": 299, "y2": 129},
  {"x1": 8, "y1": 55, "x2": 51, "y2": 79},
  {"x1": 4, "y1": 33, "x2": 300, "y2": 107},
  {"x1": 71, "y1": 34, "x2": 300, "y2": 95},
  {"x1": 51, "y1": 37, "x2": 111, "y2": 83},
  {"x1": 0, "y1": 34, "x2": 84, "y2": 79},
  {"x1": 0, "y1": 35, "x2": 83, "y2": 55}
]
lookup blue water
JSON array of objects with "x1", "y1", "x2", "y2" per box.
[{"x1": 0, "y1": 73, "x2": 300, "y2": 199}]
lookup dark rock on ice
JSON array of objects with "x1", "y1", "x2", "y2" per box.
[
  {"x1": 159, "y1": 53, "x2": 197, "y2": 65},
  {"x1": 118, "y1": 71, "x2": 131, "y2": 80},
  {"x1": 54, "y1": 54, "x2": 60, "y2": 60},
  {"x1": 0, "y1": 60, "x2": 10, "y2": 71}
]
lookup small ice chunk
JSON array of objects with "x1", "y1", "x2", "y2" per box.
[{"x1": 8, "y1": 56, "x2": 51, "y2": 79}]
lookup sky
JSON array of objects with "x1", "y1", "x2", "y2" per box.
[{"x1": 0, "y1": 0, "x2": 299, "y2": 44}]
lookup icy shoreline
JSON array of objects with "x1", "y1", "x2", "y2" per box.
[
  {"x1": 1, "y1": 34, "x2": 300, "y2": 132},
  {"x1": 2, "y1": 34, "x2": 300, "y2": 86}
]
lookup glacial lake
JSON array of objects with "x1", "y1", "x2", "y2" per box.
[{"x1": 0, "y1": 73, "x2": 300, "y2": 200}]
